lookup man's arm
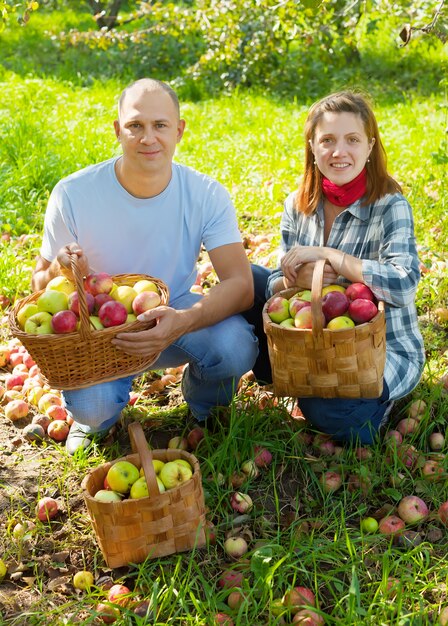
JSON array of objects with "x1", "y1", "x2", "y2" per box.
[{"x1": 112, "y1": 242, "x2": 254, "y2": 357}]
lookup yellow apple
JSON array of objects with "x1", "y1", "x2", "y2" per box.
[
  {"x1": 94, "y1": 489, "x2": 122, "y2": 503},
  {"x1": 112, "y1": 285, "x2": 137, "y2": 313},
  {"x1": 46, "y1": 275, "x2": 75, "y2": 296},
  {"x1": 106, "y1": 461, "x2": 140, "y2": 494},
  {"x1": 321, "y1": 284, "x2": 346, "y2": 296},
  {"x1": 73, "y1": 570, "x2": 94, "y2": 590},
  {"x1": 130, "y1": 476, "x2": 165, "y2": 498},
  {"x1": 174, "y1": 459, "x2": 193, "y2": 472},
  {"x1": 326, "y1": 316, "x2": 355, "y2": 330},
  {"x1": 0, "y1": 558, "x2": 7, "y2": 581},
  {"x1": 139, "y1": 459, "x2": 165, "y2": 476},
  {"x1": 133, "y1": 280, "x2": 159, "y2": 295},
  {"x1": 159, "y1": 461, "x2": 192, "y2": 489},
  {"x1": 36, "y1": 290, "x2": 68, "y2": 315},
  {"x1": 17, "y1": 303, "x2": 39, "y2": 329}
]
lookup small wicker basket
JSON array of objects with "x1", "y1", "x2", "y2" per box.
[
  {"x1": 262, "y1": 259, "x2": 386, "y2": 399},
  {"x1": 81, "y1": 422, "x2": 206, "y2": 568},
  {"x1": 8, "y1": 254, "x2": 169, "y2": 390}
]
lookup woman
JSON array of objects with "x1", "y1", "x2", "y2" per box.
[{"x1": 246, "y1": 90, "x2": 425, "y2": 444}]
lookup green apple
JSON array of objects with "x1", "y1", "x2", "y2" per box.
[
  {"x1": 326, "y1": 315, "x2": 355, "y2": 330},
  {"x1": 126, "y1": 313, "x2": 137, "y2": 323},
  {"x1": 24, "y1": 311, "x2": 53, "y2": 334},
  {"x1": 297, "y1": 290, "x2": 312, "y2": 302},
  {"x1": 321, "y1": 284, "x2": 346, "y2": 296},
  {"x1": 159, "y1": 461, "x2": 192, "y2": 489},
  {"x1": 130, "y1": 476, "x2": 166, "y2": 499},
  {"x1": 46, "y1": 275, "x2": 75, "y2": 296},
  {"x1": 112, "y1": 285, "x2": 137, "y2": 313},
  {"x1": 106, "y1": 461, "x2": 140, "y2": 494},
  {"x1": 0, "y1": 558, "x2": 7, "y2": 582},
  {"x1": 279, "y1": 318, "x2": 295, "y2": 328},
  {"x1": 94, "y1": 489, "x2": 123, "y2": 503},
  {"x1": 73, "y1": 570, "x2": 94, "y2": 590},
  {"x1": 36, "y1": 290, "x2": 68, "y2": 314},
  {"x1": 360, "y1": 517, "x2": 379, "y2": 533},
  {"x1": 140, "y1": 459, "x2": 165, "y2": 476},
  {"x1": 17, "y1": 303, "x2": 39, "y2": 329},
  {"x1": 89, "y1": 315, "x2": 104, "y2": 330},
  {"x1": 133, "y1": 279, "x2": 159, "y2": 295}
]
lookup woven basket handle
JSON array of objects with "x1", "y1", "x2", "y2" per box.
[
  {"x1": 128, "y1": 422, "x2": 161, "y2": 498},
  {"x1": 69, "y1": 252, "x2": 92, "y2": 341},
  {"x1": 310, "y1": 259, "x2": 326, "y2": 336}
]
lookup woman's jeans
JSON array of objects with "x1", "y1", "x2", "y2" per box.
[
  {"x1": 241, "y1": 264, "x2": 392, "y2": 445},
  {"x1": 63, "y1": 291, "x2": 259, "y2": 434}
]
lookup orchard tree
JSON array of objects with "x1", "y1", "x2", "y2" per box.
[{"x1": 0, "y1": 0, "x2": 39, "y2": 27}]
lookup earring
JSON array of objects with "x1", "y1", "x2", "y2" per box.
[
  {"x1": 314, "y1": 160, "x2": 317, "y2": 165},
  {"x1": 367, "y1": 158, "x2": 370, "y2": 163}
]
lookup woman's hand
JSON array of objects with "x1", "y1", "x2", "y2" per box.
[{"x1": 281, "y1": 246, "x2": 339, "y2": 288}]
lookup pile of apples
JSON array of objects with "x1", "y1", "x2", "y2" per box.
[
  {"x1": 267, "y1": 282, "x2": 379, "y2": 330},
  {"x1": 16, "y1": 272, "x2": 162, "y2": 335},
  {"x1": 93, "y1": 457, "x2": 194, "y2": 503}
]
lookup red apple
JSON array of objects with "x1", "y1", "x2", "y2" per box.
[
  {"x1": 32, "y1": 413, "x2": 51, "y2": 433},
  {"x1": 108, "y1": 583, "x2": 132, "y2": 607},
  {"x1": 397, "y1": 495, "x2": 428, "y2": 524},
  {"x1": 267, "y1": 296, "x2": 291, "y2": 324},
  {"x1": 98, "y1": 301, "x2": 127, "y2": 327},
  {"x1": 319, "y1": 471, "x2": 342, "y2": 493},
  {"x1": 4, "y1": 399, "x2": 29, "y2": 421},
  {"x1": 384, "y1": 430, "x2": 403, "y2": 446},
  {"x1": 94, "y1": 293, "x2": 114, "y2": 313},
  {"x1": 378, "y1": 515, "x2": 405, "y2": 536},
  {"x1": 348, "y1": 299, "x2": 378, "y2": 324},
  {"x1": 283, "y1": 586, "x2": 316, "y2": 610},
  {"x1": 227, "y1": 590, "x2": 245, "y2": 610},
  {"x1": 289, "y1": 296, "x2": 310, "y2": 318},
  {"x1": 292, "y1": 608, "x2": 324, "y2": 625},
  {"x1": 345, "y1": 282, "x2": 375, "y2": 302},
  {"x1": 36, "y1": 496, "x2": 59, "y2": 521},
  {"x1": 68, "y1": 291, "x2": 95, "y2": 316},
  {"x1": 46, "y1": 405, "x2": 68, "y2": 421},
  {"x1": 95, "y1": 602, "x2": 119, "y2": 624},
  {"x1": 132, "y1": 290, "x2": 161, "y2": 315},
  {"x1": 254, "y1": 446, "x2": 273, "y2": 468},
  {"x1": 5, "y1": 373, "x2": 27, "y2": 390},
  {"x1": 322, "y1": 291, "x2": 349, "y2": 322},
  {"x1": 396, "y1": 417, "x2": 419, "y2": 436},
  {"x1": 51, "y1": 309, "x2": 78, "y2": 334},
  {"x1": 84, "y1": 272, "x2": 113, "y2": 296},
  {"x1": 438, "y1": 501, "x2": 448, "y2": 526},
  {"x1": 213, "y1": 613, "x2": 234, "y2": 626},
  {"x1": 187, "y1": 426, "x2": 205, "y2": 450},
  {"x1": 421, "y1": 460, "x2": 444, "y2": 482},
  {"x1": 218, "y1": 569, "x2": 244, "y2": 589},
  {"x1": 397, "y1": 444, "x2": 419, "y2": 469},
  {"x1": 38, "y1": 392, "x2": 62, "y2": 413},
  {"x1": 230, "y1": 492, "x2": 253, "y2": 513},
  {"x1": 294, "y1": 306, "x2": 312, "y2": 329},
  {"x1": 47, "y1": 420, "x2": 70, "y2": 442}
]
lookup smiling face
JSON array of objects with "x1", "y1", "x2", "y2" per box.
[
  {"x1": 114, "y1": 84, "x2": 185, "y2": 185},
  {"x1": 310, "y1": 111, "x2": 374, "y2": 186}
]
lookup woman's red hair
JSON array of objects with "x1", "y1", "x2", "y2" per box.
[{"x1": 296, "y1": 90, "x2": 402, "y2": 215}]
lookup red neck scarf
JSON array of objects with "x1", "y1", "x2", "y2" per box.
[{"x1": 322, "y1": 168, "x2": 367, "y2": 207}]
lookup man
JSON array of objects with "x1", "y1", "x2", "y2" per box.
[{"x1": 32, "y1": 78, "x2": 258, "y2": 454}]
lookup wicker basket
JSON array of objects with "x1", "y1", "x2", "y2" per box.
[
  {"x1": 81, "y1": 422, "x2": 206, "y2": 568},
  {"x1": 262, "y1": 259, "x2": 386, "y2": 399},
  {"x1": 8, "y1": 254, "x2": 169, "y2": 390}
]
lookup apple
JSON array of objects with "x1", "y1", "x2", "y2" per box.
[
  {"x1": 378, "y1": 515, "x2": 405, "y2": 536},
  {"x1": 254, "y1": 446, "x2": 272, "y2": 468},
  {"x1": 112, "y1": 285, "x2": 137, "y2": 313},
  {"x1": 24, "y1": 311, "x2": 53, "y2": 335},
  {"x1": 17, "y1": 303, "x2": 39, "y2": 329},
  {"x1": 167, "y1": 436, "x2": 189, "y2": 450},
  {"x1": 360, "y1": 517, "x2": 379, "y2": 533},
  {"x1": 397, "y1": 496, "x2": 428, "y2": 524},
  {"x1": 106, "y1": 461, "x2": 140, "y2": 494},
  {"x1": 267, "y1": 296, "x2": 291, "y2": 324},
  {"x1": 46, "y1": 405, "x2": 68, "y2": 420},
  {"x1": 98, "y1": 301, "x2": 128, "y2": 327},
  {"x1": 140, "y1": 459, "x2": 165, "y2": 475},
  {"x1": 126, "y1": 313, "x2": 137, "y2": 323},
  {"x1": 108, "y1": 583, "x2": 132, "y2": 606},
  {"x1": 383, "y1": 430, "x2": 403, "y2": 446},
  {"x1": 73, "y1": 570, "x2": 94, "y2": 591},
  {"x1": 292, "y1": 608, "x2": 324, "y2": 625},
  {"x1": 93, "y1": 293, "x2": 114, "y2": 313},
  {"x1": 283, "y1": 586, "x2": 316, "y2": 610},
  {"x1": 326, "y1": 315, "x2": 355, "y2": 330},
  {"x1": 132, "y1": 290, "x2": 161, "y2": 315},
  {"x1": 438, "y1": 501, "x2": 448, "y2": 526},
  {"x1": 319, "y1": 471, "x2": 342, "y2": 493},
  {"x1": 6, "y1": 373, "x2": 27, "y2": 390},
  {"x1": 227, "y1": 590, "x2": 245, "y2": 610},
  {"x1": 47, "y1": 420, "x2": 70, "y2": 441},
  {"x1": 68, "y1": 291, "x2": 95, "y2": 316},
  {"x1": 289, "y1": 296, "x2": 310, "y2": 318},
  {"x1": 213, "y1": 613, "x2": 234, "y2": 626},
  {"x1": 348, "y1": 299, "x2": 378, "y2": 324},
  {"x1": 84, "y1": 272, "x2": 113, "y2": 296},
  {"x1": 130, "y1": 475, "x2": 165, "y2": 498},
  {"x1": 439, "y1": 607, "x2": 448, "y2": 626},
  {"x1": 23, "y1": 423, "x2": 45, "y2": 442},
  {"x1": 187, "y1": 426, "x2": 205, "y2": 450},
  {"x1": 230, "y1": 492, "x2": 253, "y2": 513},
  {"x1": 51, "y1": 309, "x2": 78, "y2": 334},
  {"x1": 36, "y1": 496, "x2": 59, "y2": 521},
  {"x1": 133, "y1": 600, "x2": 152, "y2": 619},
  {"x1": 38, "y1": 392, "x2": 62, "y2": 413},
  {"x1": 321, "y1": 284, "x2": 346, "y2": 296},
  {"x1": 297, "y1": 289, "x2": 312, "y2": 302},
  {"x1": 397, "y1": 443, "x2": 419, "y2": 469},
  {"x1": 133, "y1": 279, "x2": 159, "y2": 294},
  {"x1": 36, "y1": 290, "x2": 68, "y2": 314},
  {"x1": 89, "y1": 315, "x2": 104, "y2": 330},
  {"x1": 224, "y1": 536, "x2": 248, "y2": 559},
  {"x1": 95, "y1": 602, "x2": 119, "y2": 624},
  {"x1": 0, "y1": 559, "x2": 6, "y2": 582},
  {"x1": 280, "y1": 318, "x2": 295, "y2": 328},
  {"x1": 345, "y1": 282, "x2": 375, "y2": 302},
  {"x1": 294, "y1": 306, "x2": 312, "y2": 329},
  {"x1": 22, "y1": 352, "x2": 36, "y2": 369},
  {"x1": 46, "y1": 275, "x2": 75, "y2": 295},
  {"x1": 32, "y1": 413, "x2": 51, "y2": 432},
  {"x1": 218, "y1": 569, "x2": 244, "y2": 589},
  {"x1": 174, "y1": 459, "x2": 193, "y2": 471},
  {"x1": 429, "y1": 432, "x2": 445, "y2": 451},
  {"x1": 421, "y1": 460, "x2": 444, "y2": 482},
  {"x1": 396, "y1": 417, "x2": 419, "y2": 436},
  {"x1": 322, "y1": 291, "x2": 349, "y2": 321},
  {"x1": 94, "y1": 489, "x2": 123, "y2": 503},
  {"x1": 409, "y1": 399, "x2": 427, "y2": 420},
  {"x1": 4, "y1": 399, "x2": 29, "y2": 421},
  {"x1": 159, "y1": 461, "x2": 192, "y2": 489}
]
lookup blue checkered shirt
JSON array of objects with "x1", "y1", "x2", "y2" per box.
[{"x1": 266, "y1": 191, "x2": 425, "y2": 400}]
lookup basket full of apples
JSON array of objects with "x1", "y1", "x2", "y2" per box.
[
  {"x1": 81, "y1": 422, "x2": 206, "y2": 568},
  {"x1": 262, "y1": 259, "x2": 386, "y2": 399},
  {"x1": 8, "y1": 252, "x2": 169, "y2": 390}
]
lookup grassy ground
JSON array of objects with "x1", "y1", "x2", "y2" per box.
[{"x1": 0, "y1": 9, "x2": 448, "y2": 626}]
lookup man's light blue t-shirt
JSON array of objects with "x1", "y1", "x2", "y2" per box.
[{"x1": 40, "y1": 157, "x2": 242, "y2": 302}]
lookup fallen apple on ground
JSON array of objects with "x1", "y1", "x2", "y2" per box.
[{"x1": 36, "y1": 496, "x2": 59, "y2": 521}]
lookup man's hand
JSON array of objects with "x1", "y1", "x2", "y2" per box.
[{"x1": 56, "y1": 243, "x2": 90, "y2": 280}]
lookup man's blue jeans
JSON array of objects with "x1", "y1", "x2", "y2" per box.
[{"x1": 63, "y1": 291, "x2": 258, "y2": 434}]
